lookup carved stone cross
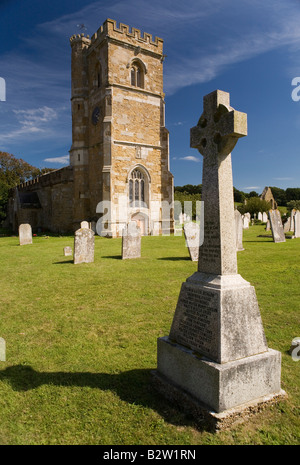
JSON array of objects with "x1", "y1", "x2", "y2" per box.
[{"x1": 190, "y1": 90, "x2": 247, "y2": 275}]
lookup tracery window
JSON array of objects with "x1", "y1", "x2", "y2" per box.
[{"x1": 129, "y1": 169, "x2": 145, "y2": 206}]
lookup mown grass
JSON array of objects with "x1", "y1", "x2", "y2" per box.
[{"x1": 0, "y1": 225, "x2": 299, "y2": 445}]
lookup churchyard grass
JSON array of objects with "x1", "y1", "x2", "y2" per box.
[{"x1": 0, "y1": 224, "x2": 299, "y2": 444}]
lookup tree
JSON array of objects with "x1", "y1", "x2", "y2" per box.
[
  {"x1": 268, "y1": 186, "x2": 287, "y2": 206},
  {"x1": 286, "y1": 188, "x2": 300, "y2": 202},
  {"x1": 0, "y1": 152, "x2": 54, "y2": 221},
  {"x1": 287, "y1": 200, "x2": 300, "y2": 211},
  {"x1": 237, "y1": 197, "x2": 271, "y2": 215}
]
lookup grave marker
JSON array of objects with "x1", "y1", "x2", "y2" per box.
[
  {"x1": 183, "y1": 222, "x2": 200, "y2": 261},
  {"x1": 269, "y1": 209, "x2": 286, "y2": 243},
  {"x1": 235, "y1": 209, "x2": 244, "y2": 251},
  {"x1": 153, "y1": 90, "x2": 284, "y2": 430},
  {"x1": 19, "y1": 224, "x2": 32, "y2": 245},
  {"x1": 74, "y1": 228, "x2": 95, "y2": 264},
  {"x1": 122, "y1": 222, "x2": 141, "y2": 259}
]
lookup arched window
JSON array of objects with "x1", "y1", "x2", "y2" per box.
[
  {"x1": 130, "y1": 62, "x2": 144, "y2": 88},
  {"x1": 129, "y1": 168, "x2": 146, "y2": 206}
]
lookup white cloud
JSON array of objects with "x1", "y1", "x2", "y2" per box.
[
  {"x1": 179, "y1": 156, "x2": 201, "y2": 162},
  {"x1": 44, "y1": 155, "x2": 69, "y2": 165},
  {"x1": 243, "y1": 186, "x2": 260, "y2": 190},
  {"x1": 273, "y1": 177, "x2": 293, "y2": 181}
]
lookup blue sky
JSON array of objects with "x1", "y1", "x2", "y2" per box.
[{"x1": 0, "y1": 0, "x2": 300, "y2": 193}]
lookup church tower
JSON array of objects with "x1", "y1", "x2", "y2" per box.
[{"x1": 69, "y1": 19, "x2": 174, "y2": 236}]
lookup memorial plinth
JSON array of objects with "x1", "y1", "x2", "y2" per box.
[{"x1": 153, "y1": 90, "x2": 285, "y2": 431}]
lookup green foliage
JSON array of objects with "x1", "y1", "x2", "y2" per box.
[
  {"x1": 285, "y1": 188, "x2": 300, "y2": 202},
  {"x1": 174, "y1": 184, "x2": 202, "y2": 195},
  {"x1": 0, "y1": 152, "x2": 54, "y2": 221},
  {"x1": 287, "y1": 200, "x2": 300, "y2": 211},
  {"x1": 237, "y1": 197, "x2": 271, "y2": 215},
  {"x1": 233, "y1": 187, "x2": 246, "y2": 203},
  {"x1": 269, "y1": 187, "x2": 287, "y2": 207},
  {"x1": 174, "y1": 191, "x2": 201, "y2": 220}
]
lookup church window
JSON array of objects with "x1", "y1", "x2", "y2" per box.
[
  {"x1": 130, "y1": 62, "x2": 144, "y2": 88},
  {"x1": 130, "y1": 168, "x2": 145, "y2": 206}
]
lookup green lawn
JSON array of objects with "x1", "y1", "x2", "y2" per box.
[{"x1": 0, "y1": 225, "x2": 299, "y2": 445}]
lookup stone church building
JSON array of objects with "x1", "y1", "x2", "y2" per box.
[{"x1": 7, "y1": 19, "x2": 174, "y2": 236}]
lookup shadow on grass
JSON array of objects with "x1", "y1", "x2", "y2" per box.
[
  {"x1": 53, "y1": 260, "x2": 74, "y2": 265},
  {"x1": 0, "y1": 365, "x2": 200, "y2": 430},
  {"x1": 157, "y1": 257, "x2": 191, "y2": 261},
  {"x1": 102, "y1": 255, "x2": 122, "y2": 260}
]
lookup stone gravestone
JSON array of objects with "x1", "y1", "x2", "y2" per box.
[
  {"x1": 74, "y1": 228, "x2": 95, "y2": 264},
  {"x1": 0, "y1": 337, "x2": 6, "y2": 361},
  {"x1": 283, "y1": 217, "x2": 291, "y2": 233},
  {"x1": 19, "y1": 223, "x2": 32, "y2": 245},
  {"x1": 122, "y1": 221, "x2": 141, "y2": 259},
  {"x1": 242, "y1": 214, "x2": 250, "y2": 229},
  {"x1": 268, "y1": 209, "x2": 286, "y2": 243},
  {"x1": 80, "y1": 221, "x2": 90, "y2": 229},
  {"x1": 258, "y1": 212, "x2": 263, "y2": 221},
  {"x1": 153, "y1": 90, "x2": 284, "y2": 430},
  {"x1": 63, "y1": 246, "x2": 72, "y2": 256},
  {"x1": 294, "y1": 211, "x2": 300, "y2": 238},
  {"x1": 290, "y1": 209, "x2": 296, "y2": 232},
  {"x1": 262, "y1": 212, "x2": 268, "y2": 222},
  {"x1": 235, "y1": 209, "x2": 244, "y2": 251},
  {"x1": 183, "y1": 222, "x2": 200, "y2": 261}
]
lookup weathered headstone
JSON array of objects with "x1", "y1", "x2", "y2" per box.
[
  {"x1": 258, "y1": 212, "x2": 263, "y2": 221},
  {"x1": 0, "y1": 337, "x2": 6, "y2": 361},
  {"x1": 122, "y1": 221, "x2": 141, "y2": 259},
  {"x1": 262, "y1": 212, "x2": 268, "y2": 223},
  {"x1": 80, "y1": 221, "x2": 90, "y2": 229},
  {"x1": 19, "y1": 223, "x2": 32, "y2": 245},
  {"x1": 265, "y1": 219, "x2": 270, "y2": 231},
  {"x1": 269, "y1": 209, "x2": 286, "y2": 243},
  {"x1": 235, "y1": 209, "x2": 244, "y2": 251},
  {"x1": 74, "y1": 228, "x2": 95, "y2": 264},
  {"x1": 294, "y1": 211, "x2": 300, "y2": 238},
  {"x1": 242, "y1": 214, "x2": 250, "y2": 229},
  {"x1": 63, "y1": 246, "x2": 72, "y2": 256},
  {"x1": 183, "y1": 222, "x2": 200, "y2": 261},
  {"x1": 153, "y1": 90, "x2": 284, "y2": 430},
  {"x1": 290, "y1": 209, "x2": 296, "y2": 232},
  {"x1": 283, "y1": 217, "x2": 291, "y2": 233}
]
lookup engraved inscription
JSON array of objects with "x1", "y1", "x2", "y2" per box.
[{"x1": 170, "y1": 285, "x2": 218, "y2": 357}]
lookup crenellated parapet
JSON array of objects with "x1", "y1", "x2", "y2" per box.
[{"x1": 70, "y1": 18, "x2": 163, "y2": 55}]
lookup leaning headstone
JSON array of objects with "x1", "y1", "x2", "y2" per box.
[
  {"x1": 269, "y1": 209, "x2": 286, "y2": 243},
  {"x1": 19, "y1": 223, "x2": 32, "y2": 245},
  {"x1": 63, "y1": 246, "x2": 72, "y2": 256},
  {"x1": 122, "y1": 221, "x2": 141, "y2": 259},
  {"x1": 235, "y1": 209, "x2": 244, "y2": 251},
  {"x1": 283, "y1": 217, "x2": 291, "y2": 233},
  {"x1": 80, "y1": 221, "x2": 90, "y2": 229},
  {"x1": 294, "y1": 211, "x2": 300, "y2": 238},
  {"x1": 74, "y1": 228, "x2": 95, "y2": 264},
  {"x1": 153, "y1": 90, "x2": 284, "y2": 431},
  {"x1": 262, "y1": 212, "x2": 268, "y2": 223},
  {"x1": 183, "y1": 222, "x2": 200, "y2": 261}
]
